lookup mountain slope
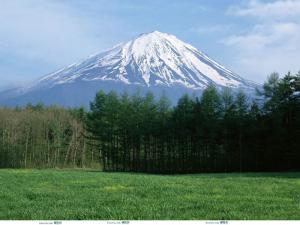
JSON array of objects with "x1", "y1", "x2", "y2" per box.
[{"x1": 0, "y1": 31, "x2": 257, "y2": 107}]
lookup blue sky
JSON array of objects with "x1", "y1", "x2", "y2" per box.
[{"x1": 1, "y1": 0, "x2": 300, "y2": 90}]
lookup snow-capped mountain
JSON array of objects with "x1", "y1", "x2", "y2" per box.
[{"x1": 0, "y1": 31, "x2": 257, "y2": 107}]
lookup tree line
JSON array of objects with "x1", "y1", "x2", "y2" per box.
[
  {"x1": 0, "y1": 105, "x2": 100, "y2": 168},
  {"x1": 0, "y1": 71, "x2": 299, "y2": 173},
  {"x1": 86, "y1": 72, "x2": 300, "y2": 173}
]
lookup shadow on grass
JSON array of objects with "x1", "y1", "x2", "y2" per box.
[
  {"x1": 84, "y1": 169, "x2": 300, "y2": 179},
  {"x1": 185, "y1": 172, "x2": 300, "y2": 179}
]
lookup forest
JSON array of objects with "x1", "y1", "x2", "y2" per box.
[
  {"x1": 0, "y1": 72, "x2": 299, "y2": 173},
  {"x1": 0, "y1": 105, "x2": 99, "y2": 168}
]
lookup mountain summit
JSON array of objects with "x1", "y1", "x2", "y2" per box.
[
  {"x1": 36, "y1": 31, "x2": 254, "y2": 90},
  {"x1": 0, "y1": 31, "x2": 257, "y2": 107}
]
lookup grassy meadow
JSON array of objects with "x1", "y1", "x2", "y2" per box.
[{"x1": 0, "y1": 169, "x2": 299, "y2": 220}]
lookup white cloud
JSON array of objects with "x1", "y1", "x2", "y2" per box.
[
  {"x1": 224, "y1": 22, "x2": 300, "y2": 49},
  {"x1": 228, "y1": 0, "x2": 300, "y2": 19},
  {"x1": 0, "y1": 0, "x2": 128, "y2": 89},
  {"x1": 223, "y1": 0, "x2": 300, "y2": 83},
  {"x1": 0, "y1": 0, "x2": 119, "y2": 67}
]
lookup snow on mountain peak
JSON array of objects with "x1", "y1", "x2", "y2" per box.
[{"x1": 34, "y1": 31, "x2": 256, "y2": 91}]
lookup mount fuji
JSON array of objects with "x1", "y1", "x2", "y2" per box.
[{"x1": 0, "y1": 31, "x2": 257, "y2": 107}]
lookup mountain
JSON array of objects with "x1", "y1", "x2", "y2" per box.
[{"x1": 0, "y1": 31, "x2": 257, "y2": 107}]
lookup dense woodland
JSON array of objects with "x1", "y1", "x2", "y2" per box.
[
  {"x1": 0, "y1": 72, "x2": 299, "y2": 173},
  {"x1": 0, "y1": 106, "x2": 99, "y2": 168}
]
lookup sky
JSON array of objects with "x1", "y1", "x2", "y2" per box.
[{"x1": 1, "y1": 0, "x2": 300, "y2": 90}]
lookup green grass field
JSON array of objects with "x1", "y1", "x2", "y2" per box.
[{"x1": 0, "y1": 169, "x2": 299, "y2": 220}]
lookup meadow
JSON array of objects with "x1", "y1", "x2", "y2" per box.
[{"x1": 0, "y1": 169, "x2": 299, "y2": 220}]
